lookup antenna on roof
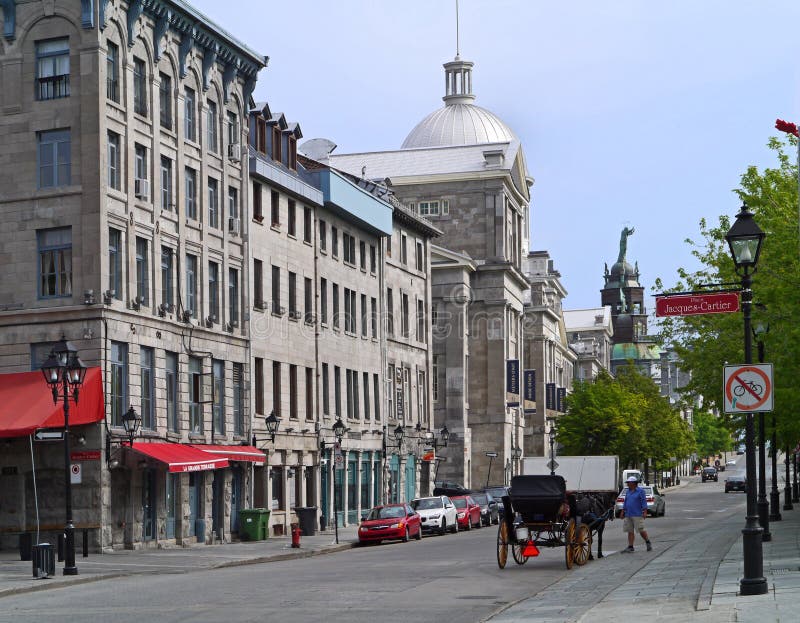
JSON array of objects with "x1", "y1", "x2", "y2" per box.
[{"x1": 455, "y1": 0, "x2": 460, "y2": 59}]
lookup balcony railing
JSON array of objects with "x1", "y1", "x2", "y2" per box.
[{"x1": 38, "y1": 74, "x2": 70, "y2": 100}]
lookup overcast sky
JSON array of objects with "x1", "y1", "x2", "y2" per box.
[{"x1": 193, "y1": 0, "x2": 800, "y2": 311}]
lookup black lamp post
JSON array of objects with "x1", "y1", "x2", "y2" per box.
[
  {"x1": 511, "y1": 446, "x2": 522, "y2": 477},
  {"x1": 122, "y1": 406, "x2": 141, "y2": 447},
  {"x1": 265, "y1": 411, "x2": 280, "y2": 443},
  {"x1": 725, "y1": 203, "x2": 768, "y2": 596},
  {"x1": 794, "y1": 452, "x2": 799, "y2": 502},
  {"x1": 41, "y1": 336, "x2": 87, "y2": 576},
  {"x1": 751, "y1": 322, "x2": 771, "y2": 540},
  {"x1": 754, "y1": 320, "x2": 781, "y2": 523},
  {"x1": 546, "y1": 417, "x2": 557, "y2": 476},
  {"x1": 784, "y1": 450, "x2": 793, "y2": 511},
  {"x1": 331, "y1": 418, "x2": 347, "y2": 544}
]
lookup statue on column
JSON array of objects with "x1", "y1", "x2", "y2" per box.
[{"x1": 618, "y1": 226, "x2": 635, "y2": 263}]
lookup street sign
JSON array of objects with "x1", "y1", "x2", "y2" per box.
[
  {"x1": 71, "y1": 450, "x2": 101, "y2": 461},
  {"x1": 70, "y1": 463, "x2": 82, "y2": 484},
  {"x1": 485, "y1": 451, "x2": 498, "y2": 458},
  {"x1": 34, "y1": 429, "x2": 64, "y2": 441},
  {"x1": 723, "y1": 364, "x2": 773, "y2": 413},
  {"x1": 547, "y1": 459, "x2": 559, "y2": 471},
  {"x1": 655, "y1": 292, "x2": 739, "y2": 317},
  {"x1": 334, "y1": 453, "x2": 344, "y2": 470}
]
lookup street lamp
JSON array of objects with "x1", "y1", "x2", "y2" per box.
[
  {"x1": 265, "y1": 411, "x2": 280, "y2": 443},
  {"x1": 122, "y1": 406, "x2": 141, "y2": 447},
  {"x1": 725, "y1": 203, "x2": 768, "y2": 596},
  {"x1": 40, "y1": 335, "x2": 87, "y2": 576},
  {"x1": 754, "y1": 319, "x2": 781, "y2": 523},
  {"x1": 751, "y1": 321, "x2": 772, "y2": 539},
  {"x1": 546, "y1": 416, "x2": 557, "y2": 476}
]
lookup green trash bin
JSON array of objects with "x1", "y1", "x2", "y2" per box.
[{"x1": 239, "y1": 508, "x2": 270, "y2": 541}]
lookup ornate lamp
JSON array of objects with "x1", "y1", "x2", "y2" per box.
[
  {"x1": 332, "y1": 417, "x2": 347, "y2": 442},
  {"x1": 122, "y1": 406, "x2": 141, "y2": 447},
  {"x1": 265, "y1": 411, "x2": 280, "y2": 443}
]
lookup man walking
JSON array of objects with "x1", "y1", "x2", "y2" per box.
[{"x1": 620, "y1": 476, "x2": 652, "y2": 552}]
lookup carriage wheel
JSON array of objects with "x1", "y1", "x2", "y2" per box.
[
  {"x1": 564, "y1": 518, "x2": 576, "y2": 569},
  {"x1": 496, "y1": 521, "x2": 509, "y2": 569},
  {"x1": 573, "y1": 524, "x2": 591, "y2": 566},
  {"x1": 512, "y1": 541, "x2": 528, "y2": 565}
]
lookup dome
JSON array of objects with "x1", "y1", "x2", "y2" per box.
[
  {"x1": 604, "y1": 260, "x2": 640, "y2": 289},
  {"x1": 401, "y1": 57, "x2": 517, "y2": 149}
]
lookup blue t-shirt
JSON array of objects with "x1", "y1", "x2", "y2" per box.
[{"x1": 622, "y1": 486, "x2": 647, "y2": 517}]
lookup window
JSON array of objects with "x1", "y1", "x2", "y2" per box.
[
  {"x1": 402, "y1": 293, "x2": 410, "y2": 337},
  {"x1": 361, "y1": 294, "x2": 368, "y2": 337},
  {"x1": 272, "y1": 362, "x2": 282, "y2": 417},
  {"x1": 331, "y1": 227, "x2": 339, "y2": 258},
  {"x1": 254, "y1": 357, "x2": 265, "y2": 415},
  {"x1": 108, "y1": 228, "x2": 122, "y2": 300},
  {"x1": 272, "y1": 467, "x2": 284, "y2": 511},
  {"x1": 161, "y1": 247, "x2": 174, "y2": 309},
  {"x1": 140, "y1": 347, "x2": 155, "y2": 430},
  {"x1": 319, "y1": 220, "x2": 327, "y2": 251},
  {"x1": 107, "y1": 131, "x2": 120, "y2": 190},
  {"x1": 371, "y1": 297, "x2": 377, "y2": 338},
  {"x1": 370, "y1": 245, "x2": 376, "y2": 274},
  {"x1": 135, "y1": 237, "x2": 149, "y2": 306},
  {"x1": 344, "y1": 288, "x2": 356, "y2": 333},
  {"x1": 320, "y1": 278, "x2": 328, "y2": 324},
  {"x1": 432, "y1": 355, "x2": 440, "y2": 402},
  {"x1": 208, "y1": 261, "x2": 219, "y2": 322},
  {"x1": 36, "y1": 38, "x2": 70, "y2": 100},
  {"x1": 254, "y1": 259, "x2": 264, "y2": 308},
  {"x1": 400, "y1": 234, "x2": 408, "y2": 265},
  {"x1": 110, "y1": 341, "x2": 127, "y2": 426},
  {"x1": 418, "y1": 370, "x2": 428, "y2": 426},
  {"x1": 303, "y1": 207, "x2": 312, "y2": 243},
  {"x1": 305, "y1": 367, "x2": 314, "y2": 420},
  {"x1": 343, "y1": 233, "x2": 355, "y2": 264},
  {"x1": 322, "y1": 363, "x2": 330, "y2": 415},
  {"x1": 288, "y1": 271, "x2": 297, "y2": 316},
  {"x1": 271, "y1": 266, "x2": 281, "y2": 312},
  {"x1": 208, "y1": 177, "x2": 219, "y2": 228},
  {"x1": 206, "y1": 100, "x2": 218, "y2": 153},
  {"x1": 184, "y1": 87, "x2": 196, "y2": 141},
  {"x1": 213, "y1": 359, "x2": 224, "y2": 434},
  {"x1": 418, "y1": 200, "x2": 449, "y2": 216},
  {"x1": 360, "y1": 241, "x2": 366, "y2": 270},
  {"x1": 417, "y1": 299, "x2": 426, "y2": 342},
  {"x1": 227, "y1": 111, "x2": 239, "y2": 148},
  {"x1": 332, "y1": 283, "x2": 339, "y2": 329},
  {"x1": 134, "y1": 144, "x2": 148, "y2": 199},
  {"x1": 107, "y1": 42, "x2": 119, "y2": 102},
  {"x1": 334, "y1": 365, "x2": 341, "y2": 418},
  {"x1": 133, "y1": 57, "x2": 147, "y2": 116},
  {"x1": 288, "y1": 199, "x2": 296, "y2": 237},
  {"x1": 272, "y1": 126, "x2": 282, "y2": 162},
  {"x1": 416, "y1": 241, "x2": 425, "y2": 271},
  {"x1": 271, "y1": 190, "x2": 280, "y2": 226},
  {"x1": 185, "y1": 254, "x2": 197, "y2": 317},
  {"x1": 288, "y1": 135, "x2": 297, "y2": 170},
  {"x1": 363, "y1": 372, "x2": 370, "y2": 420},
  {"x1": 160, "y1": 156, "x2": 173, "y2": 211},
  {"x1": 228, "y1": 186, "x2": 239, "y2": 222},
  {"x1": 38, "y1": 129, "x2": 70, "y2": 188},
  {"x1": 404, "y1": 367, "x2": 412, "y2": 422},
  {"x1": 159, "y1": 73, "x2": 172, "y2": 129},
  {"x1": 189, "y1": 356, "x2": 202, "y2": 433},
  {"x1": 253, "y1": 182, "x2": 263, "y2": 221},
  {"x1": 387, "y1": 364, "x2": 394, "y2": 419},
  {"x1": 352, "y1": 370, "x2": 360, "y2": 419},
  {"x1": 229, "y1": 267, "x2": 239, "y2": 327},
  {"x1": 233, "y1": 362, "x2": 244, "y2": 436},
  {"x1": 289, "y1": 364, "x2": 298, "y2": 419},
  {"x1": 256, "y1": 117, "x2": 267, "y2": 153},
  {"x1": 374, "y1": 374, "x2": 380, "y2": 421},
  {"x1": 304, "y1": 277, "x2": 313, "y2": 323},
  {"x1": 386, "y1": 235, "x2": 392, "y2": 258},
  {"x1": 166, "y1": 351, "x2": 179, "y2": 432},
  {"x1": 386, "y1": 288, "x2": 394, "y2": 335},
  {"x1": 185, "y1": 167, "x2": 197, "y2": 219},
  {"x1": 348, "y1": 234, "x2": 356, "y2": 264}
]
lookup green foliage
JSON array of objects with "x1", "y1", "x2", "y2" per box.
[
  {"x1": 656, "y1": 135, "x2": 800, "y2": 450},
  {"x1": 692, "y1": 410, "x2": 733, "y2": 458}
]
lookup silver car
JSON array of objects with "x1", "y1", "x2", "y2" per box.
[
  {"x1": 410, "y1": 496, "x2": 459, "y2": 535},
  {"x1": 614, "y1": 485, "x2": 666, "y2": 517}
]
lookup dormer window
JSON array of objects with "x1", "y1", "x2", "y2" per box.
[
  {"x1": 288, "y1": 135, "x2": 297, "y2": 170},
  {"x1": 256, "y1": 117, "x2": 267, "y2": 153},
  {"x1": 272, "y1": 126, "x2": 282, "y2": 163}
]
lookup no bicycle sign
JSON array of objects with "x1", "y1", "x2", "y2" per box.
[{"x1": 723, "y1": 364, "x2": 773, "y2": 413}]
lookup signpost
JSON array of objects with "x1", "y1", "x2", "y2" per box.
[
  {"x1": 724, "y1": 364, "x2": 774, "y2": 413},
  {"x1": 485, "y1": 451, "x2": 498, "y2": 488},
  {"x1": 33, "y1": 429, "x2": 64, "y2": 441},
  {"x1": 655, "y1": 291, "x2": 740, "y2": 317}
]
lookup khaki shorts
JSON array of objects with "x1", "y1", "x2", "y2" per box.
[{"x1": 623, "y1": 516, "x2": 646, "y2": 533}]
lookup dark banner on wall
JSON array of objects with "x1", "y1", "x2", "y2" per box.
[
  {"x1": 506, "y1": 359, "x2": 520, "y2": 407},
  {"x1": 546, "y1": 383, "x2": 556, "y2": 411},
  {"x1": 523, "y1": 370, "x2": 536, "y2": 414},
  {"x1": 556, "y1": 387, "x2": 567, "y2": 413}
]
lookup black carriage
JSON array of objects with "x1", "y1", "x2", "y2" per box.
[{"x1": 496, "y1": 475, "x2": 614, "y2": 570}]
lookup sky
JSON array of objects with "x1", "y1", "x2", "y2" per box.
[{"x1": 193, "y1": 0, "x2": 800, "y2": 312}]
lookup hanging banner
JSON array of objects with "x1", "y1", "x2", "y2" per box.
[
  {"x1": 556, "y1": 387, "x2": 567, "y2": 413},
  {"x1": 506, "y1": 359, "x2": 520, "y2": 407},
  {"x1": 523, "y1": 370, "x2": 536, "y2": 414},
  {"x1": 546, "y1": 383, "x2": 556, "y2": 411}
]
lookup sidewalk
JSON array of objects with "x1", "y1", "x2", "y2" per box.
[{"x1": 0, "y1": 527, "x2": 359, "y2": 599}]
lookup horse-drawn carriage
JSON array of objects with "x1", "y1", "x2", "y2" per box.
[{"x1": 496, "y1": 474, "x2": 615, "y2": 569}]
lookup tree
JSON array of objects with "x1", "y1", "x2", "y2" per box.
[{"x1": 693, "y1": 410, "x2": 733, "y2": 459}]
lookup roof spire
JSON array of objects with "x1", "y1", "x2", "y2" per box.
[
  {"x1": 443, "y1": 1, "x2": 475, "y2": 106},
  {"x1": 455, "y1": 0, "x2": 460, "y2": 59}
]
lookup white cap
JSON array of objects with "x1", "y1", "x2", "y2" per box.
[{"x1": 626, "y1": 476, "x2": 639, "y2": 483}]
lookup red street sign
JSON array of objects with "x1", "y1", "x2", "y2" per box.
[
  {"x1": 70, "y1": 450, "x2": 101, "y2": 461},
  {"x1": 655, "y1": 292, "x2": 739, "y2": 317}
]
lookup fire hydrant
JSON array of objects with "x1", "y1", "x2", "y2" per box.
[{"x1": 291, "y1": 523, "x2": 301, "y2": 548}]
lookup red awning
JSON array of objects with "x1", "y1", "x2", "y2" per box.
[
  {"x1": 0, "y1": 367, "x2": 105, "y2": 438},
  {"x1": 131, "y1": 443, "x2": 229, "y2": 473},
  {"x1": 191, "y1": 444, "x2": 266, "y2": 465}
]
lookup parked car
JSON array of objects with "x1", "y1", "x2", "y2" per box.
[
  {"x1": 482, "y1": 485, "x2": 510, "y2": 519},
  {"x1": 737, "y1": 445, "x2": 745, "y2": 455},
  {"x1": 450, "y1": 495, "x2": 482, "y2": 530},
  {"x1": 726, "y1": 460, "x2": 737, "y2": 468},
  {"x1": 725, "y1": 472, "x2": 747, "y2": 493},
  {"x1": 410, "y1": 496, "x2": 458, "y2": 535},
  {"x1": 358, "y1": 504, "x2": 422, "y2": 544},
  {"x1": 702, "y1": 467, "x2": 719, "y2": 482},
  {"x1": 614, "y1": 485, "x2": 666, "y2": 517},
  {"x1": 433, "y1": 481, "x2": 471, "y2": 497},
  {"x1": 470, "y1": 491, "x2": 499, "y2": 526}
]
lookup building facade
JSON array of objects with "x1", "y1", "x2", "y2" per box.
[{"x1": 563, "y1": 306, "x2": 614, "y2": 382}]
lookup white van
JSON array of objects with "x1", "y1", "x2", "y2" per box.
[{"x1": 621, "y1": 469, "x2": 643, "y2": 486}]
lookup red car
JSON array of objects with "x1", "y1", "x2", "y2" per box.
[
  {"x1": 358, "y1": 503, "x2": 422, "y2": 544},
  {"x1": 450, "y1": 495, "x2": 482, "y2": 530}
]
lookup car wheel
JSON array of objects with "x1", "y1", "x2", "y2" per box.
[
  {"x1": 402, "y1": 527, "x2": 410, "y2": 543},
  {"x1": 452, "y1": 520, "x2": 459, "y2": 534},
  {"x1": 476, "y1": 515, "x2": 482, "y2": 528},
  {"x1": 440, "y1": 519, "x2": 447, "y2": 536},
  {"x1": 416, "y1": 525, "x2": 422, "y2": 541}
]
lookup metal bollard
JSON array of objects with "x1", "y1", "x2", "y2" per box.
[
  {"x1": 57, "y1": 533, "x2": 65, "y2": 562},
  {"x1": 83, "y1": 529, "x2": 88, "y2": 557}
]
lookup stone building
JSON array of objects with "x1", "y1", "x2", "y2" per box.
[
  {"x1": 0, "y1": 0, "x2": 265, "y2": 550},
  {"x1": 563, "y1": 306, "x2": 614, "y2": 382},
  {"x1": 331, "y1": 53, "x2": 532, "y2": 488}
]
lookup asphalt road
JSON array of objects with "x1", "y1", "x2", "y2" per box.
[{"x1": 0, "y1": 470, "x2": 750, "y2": 623}]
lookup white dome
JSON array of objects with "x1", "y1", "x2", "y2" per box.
[{"x1": 401, "y1": 103, "x2": 516, "y2": 149}]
